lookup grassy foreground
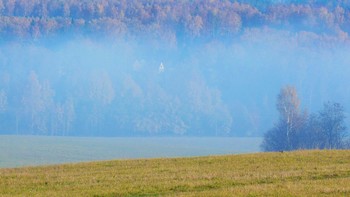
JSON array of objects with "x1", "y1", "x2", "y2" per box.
[{"x1": 0, "y1": 150, "x2": 349, "y2": 196}]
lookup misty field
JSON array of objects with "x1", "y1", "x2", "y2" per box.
[
  {"x1": 0, "y1": 150, "x2": 349, "y2": 196},
  {"x1": 0, "y1": 135, "x2": 261, "y2": 168}
]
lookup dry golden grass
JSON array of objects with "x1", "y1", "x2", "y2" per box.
[{"x1": 0, "y1": 150, "x2": 349, "y2": 196}]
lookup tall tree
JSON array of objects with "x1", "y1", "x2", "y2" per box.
[
  {"x1": 319, "y1": 102, "x2": 347, "y2": 149},
  {"x1": 22, "y1": 71, "x2": 54, "y2": 134},
  {"x1": 276, "y1": 85, "x2": 306, "y2": 150},
  {"x1": 262, "y1": 85, "x2": 307, "y2": 151},
  {"x1": 88, "y1": 70, "x2": 115, "y2": 134},
  {"x1": 22, "y1": 71, "x2": 44, "y2": 134},
  {"x1": 301, "y1": 114, "x2": 324, "y2": 149}
]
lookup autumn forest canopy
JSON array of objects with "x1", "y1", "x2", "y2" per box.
[
  {"x1": 0, "y1": 0, "x2": 350, "y2": 43},
  {"x1": 0, "y1": 0, "x2": 350, "y2": 137}
]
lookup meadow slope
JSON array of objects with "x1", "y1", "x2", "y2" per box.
[{"x1": 0, "y1": 150, "x2": 349, "y2": 196}]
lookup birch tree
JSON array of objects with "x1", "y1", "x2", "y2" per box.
[
  {"x1": 276, "y1": 85, "x2": 302, "y2": 150},
  {"x1": 262, "y1": 85, "x2": 307, "y2": 151}
]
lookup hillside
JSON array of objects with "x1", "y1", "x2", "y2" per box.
[
  {"x1": 1, "y1": 1, "x2": 350, "y2": 137},
  {"x1": 0, "y1": 0, "x2": 350, "y2": 43},
  {"x1": 1, "y1": 150, "x2": 349, "y2": 196}
]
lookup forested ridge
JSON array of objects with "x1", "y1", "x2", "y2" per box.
[
  {"x1": 0, "y1": 0, "x2": 350, "y2": 43},
  {"x1": 0, "y1": 0, "x2": 350, "y2": 137}
]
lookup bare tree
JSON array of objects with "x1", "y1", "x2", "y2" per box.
[
  {"x1": 301, "y1": 114, "x2": 324, "y2": 149},
  {"x1": 319, "y1": 102, "x2": 347, "y2": 149}
]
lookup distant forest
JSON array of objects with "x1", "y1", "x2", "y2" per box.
[
  {"x1": 1, "y1": 0, "x2": 350, "y2": 137},
  {"x1": 0, "y1": 0, "x2": 350, "y2": 43}
]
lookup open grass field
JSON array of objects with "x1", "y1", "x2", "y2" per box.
[
  {"x1": 0, "y1": 150, "x2": 349, "y2": 196},
  {"x1": 0, "y1": 135, "x2": 262, "y2": 168}
]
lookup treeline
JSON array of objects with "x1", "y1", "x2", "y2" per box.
[
  {"x1": 1, "y1": 1, "x2": 350, "y2": 137},
  {"x1": 0, "y1": 67, "x2": 232, "y2": 136},
  {"x1": 0, "y1": 0, "x2": 350, "y2": 42},
  {"x1": 262, "y1": 86, "x2": 349, "y2": 151}
]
